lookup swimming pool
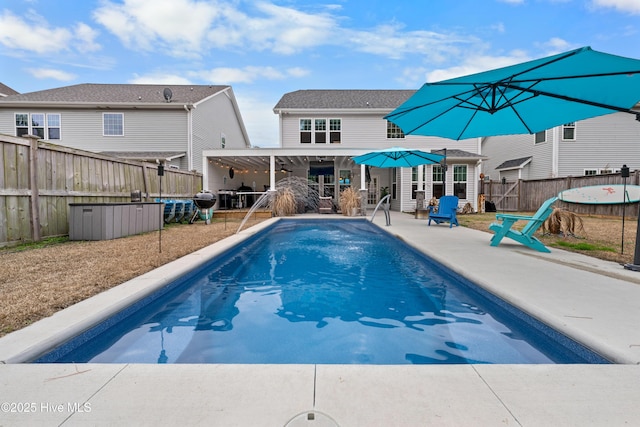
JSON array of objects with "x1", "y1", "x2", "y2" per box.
[{"x1": 35, "y1": 219, "x2": 609, "y2": 364}]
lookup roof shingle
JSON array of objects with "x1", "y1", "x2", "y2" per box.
[
  {"x1": 0, "y1": 83, "x2": 229, "y2": 105},
  {"x1": 274, "y1": 89, "x2": 417, "y2": 110}
]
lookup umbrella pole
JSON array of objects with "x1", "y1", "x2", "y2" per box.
[
  {"x1": 623, "y1": 207, "x2": 640, "y2": 270},
  {"x1": 624, "y1": 203, "x2": 640, "y2": 271}
]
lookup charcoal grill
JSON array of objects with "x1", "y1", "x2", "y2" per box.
[{"x1": 190, "y1": 191, "x2": 217, "y2": 224}]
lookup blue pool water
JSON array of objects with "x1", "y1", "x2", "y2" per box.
[{"x1": 36, "y1": 219, "x2": 609, "y2": 364}]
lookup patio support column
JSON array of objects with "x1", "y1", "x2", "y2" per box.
[
  {"x1": 360, "y1": 164, "x2": 367, "y2": 216},
  {"x1": 269, "y1": 155, "x2": 276, "y2": 190}
]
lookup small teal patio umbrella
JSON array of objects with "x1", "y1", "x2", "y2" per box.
[
  {"x1": 352, "y1": 146, "x2": 445, "y2": 168},
  {"x1": 385, "y1": 46, "x2": 640, "y2": 140}
]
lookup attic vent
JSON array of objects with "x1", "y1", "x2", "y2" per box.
[{"x1": 163, "y1": 88, "x2": 172, "y2": 102}]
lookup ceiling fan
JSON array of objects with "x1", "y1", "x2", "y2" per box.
[{"x1": 279, "y1": 163, "x2": 292, "y2": 173}]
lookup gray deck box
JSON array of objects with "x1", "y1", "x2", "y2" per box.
[{"x1": 69, "y1": 203, "x2": 162, "y2": 240}]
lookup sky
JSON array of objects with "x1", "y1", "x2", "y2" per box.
[{"x1": 1, "y1": 0, "x2": 640, "y2": 147}]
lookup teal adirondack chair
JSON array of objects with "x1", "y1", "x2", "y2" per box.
[
  {"x1": 488, "y1": 196, "x2": 558, "y2": 252},
  {"x1": 428, "y1": 195, "x2": 459, "y2": 228}
]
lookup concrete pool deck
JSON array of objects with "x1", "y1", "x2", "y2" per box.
[{"x1": 1, "y1": 211, "x2": 640, "y2": 426}]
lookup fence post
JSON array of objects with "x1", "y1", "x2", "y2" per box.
[
  {"x1": 27, "y1": 135, "x2": 41, "y2": 242},
  {"x1": 142, "y1": 163, "x2": 150, "y2": 201}
]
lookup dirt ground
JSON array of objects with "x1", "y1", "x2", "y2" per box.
[{"x1": 0, "y1": 211, "x2": 636, "y2": 337}]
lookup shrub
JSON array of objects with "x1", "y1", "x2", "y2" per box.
[
  {"x1": 542, "y1": 208, "x2": 585, "y2": 237},
  {"x1": 272, "y1": 188, "x2": 297, "y2": 216},
  {"x1": 339, "y1": 187, "x2": 361, "y2": 216}
]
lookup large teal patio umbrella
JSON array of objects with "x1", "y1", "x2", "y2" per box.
[
  {"x1": 385, "y1": 46, "x2": 640, "y2": 140},
  {"x1": 385, "y1": 46, "x2": 640, "y2": 269}
]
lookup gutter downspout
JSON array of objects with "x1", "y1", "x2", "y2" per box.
[
  {"x1": 552, "y1": 126, "x2": 560, "y2": 178},
  {"x1": 184, "y1": 104, "x2": 193, "y2": 171}
]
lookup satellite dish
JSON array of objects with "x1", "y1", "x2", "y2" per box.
[{"x1": 163, "y1": 88, "x2": 172, "y2": 102}]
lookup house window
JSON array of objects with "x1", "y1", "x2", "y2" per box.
[
  {"x1": 387, "y1": 121, "x2": 405, "y2": 139},
  {"x1": 300, "y1": 119, "x2": 311, "y2": 143},
  {"x1": 315, "y1": 119, "x2": 327, "y2": 143},
  {"x1": 584, "y1": 169, "x2": 598, "y2": 176},
  {"x1": 103, "y1": 113, "x2": 124, "y2": 136},
  {"x1": 47, "y1": 114, "x2": 61, "y2": 139},
  {"x1": 432, "y1": 165, "x2": 444, "y2": 198},
  {"x1": 14, "y1": 113, "x2": 61, "y2": 140},
  {"x1": 534, "y1": 130, "x2": 546, "y2": 144},
  {"x1": 453, "y1": 165, "x2": 468, "y2": 199},
  {"x1": 15, "y1": 113, "x2": 29, "y2": 137},
  {"x1": 31, "y1": 113, "x2": 45, "y2": 138},
  {"x1": 562, "y1": 122, "x2": 576, "y2": 140},
  {"x1": 411, "y1": 167, "x2": 418, "y2": 199},
  {"x1": 221, "y1": 133, "x2": 226, "y2": 148},
  {"x1": 329, "y1": 119, "x2": 341, "y2": 143}
]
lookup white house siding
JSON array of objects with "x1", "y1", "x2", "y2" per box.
[
  {"x1": 273, "y1": 90, "x2": 485, "y2": 212},
  {"x1": 482, "y1": 112, "x2": 640, "y2": 180},
  {"x1": 481, "y1": 132, "x2": 554, "y2": 180},
  {"x1": 280, "y1": 112, "x2": 480, "y2": 152},
  {"x1": 192, "y1": 90, "x2": 250, "y2": 173},
  {"x1": 0, "y1": 111, "x2": 12, "y2": 131},
  {"x1": 278, "y1": 113, "x2": 482, "y2": 211},
  {"x1": 0, "y1": 108, "x2": 188, "y2": 153},
  {"x1": 557, "y1": 113, "x2": 640, "y2": 177}
]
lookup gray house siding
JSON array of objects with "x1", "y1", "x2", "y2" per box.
[
  {"x1": 0, "y1": 84, "x2": 250, "y2": 174},
  {"x1": 267, "y1": 89, "x2": 486, "y2": 212},
  {"x1": 482, "y1": 112, "x2": 640, "y2": 180},
  {"x1": 557, "y1": 113, "x2": 640, "y2": 176},
  {"x1": 192, "y1": 91, "x2": 249, "y2": 173},
  {"x1": 482, "y1": 131, "x2": 554, "y2": 180},
  {"x1": 65, "y1": 110, "x2": 187, "y2": 152}
]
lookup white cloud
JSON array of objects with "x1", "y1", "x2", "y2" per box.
[
  {"x1": 73, "y1": 23, "x2": 101, "y2": 53},
  {"x1": 286, "y1": 67, "x2": 310, "y2": 78},
  {"x1": 538, "y1": 37, "x2": 573, "y2": 54},
  {"x1": 0, "y1": 10, "x2": 73, "y2": 53},
  {"x1": 425, "y1": 51, "x2": 531, "y2": 81},
  {"x1": 93, "y1": 0, "x2": 338, "y2": 57},
  {"x1": 93, "y1": 0, "x2": 217, "y2": 53},
  {"x1": 27, "y1": 68, "x2": 77, "y2": 81},
  {"x1": 128, "y1": 73, "x2": 193, "y2": 85},
  {"x1": 345, "y1": 22, "x2": 478, "y2": 62},
  {"x1": 590, "y1": 0, "x2": 640, "y2": 14},
  {"x1": 91, "y1": 0, "x2": 474, "y2": 62},
  {"x1": 197, "y1": 66, "x2": 310, "y2": 84}
]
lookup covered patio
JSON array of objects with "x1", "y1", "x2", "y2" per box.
[{"x1": 201, "y1": 147, "x2": 485, "y2": 213}]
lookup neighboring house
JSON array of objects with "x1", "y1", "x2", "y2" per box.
[
  {"x1": 0, "y1": 83, "x2": 18, "y2": 97},
  {"x1": 203, "y1": 89, "x2": 486, "y2": 212},
  {"x1": 0, "y1": 84, "x2": 251, "y2": 173},
  {"x1": 481, "y1": 111, "x2": 640, "y2": 181}
]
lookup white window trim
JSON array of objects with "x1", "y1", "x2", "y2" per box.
[
  {"x1": 387, "y1": 120, "x2": 405, "y2": 139},
  {"x1": 300, "y1": 117, "x2": 341, "y2": 144},
  {"x1": 534, "y1": 130, "x2": 546, "y2": 144},
  {"x1": 561, "y1": 123, "x2": 576, "y2": 141},
  {"x1": 103, "y1": 112, "x2": 124, "y2": 137},
  {"x1": 14, "y1": 112, "x2": 62, "y2": 140}
]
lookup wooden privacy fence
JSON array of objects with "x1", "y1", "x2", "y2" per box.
[
  {"x1": 481, "y1": 170, "x2": 640, "y2": 216},
  {"x1": 0, "y1": 134, "x2": 202, "y2": 247}
]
